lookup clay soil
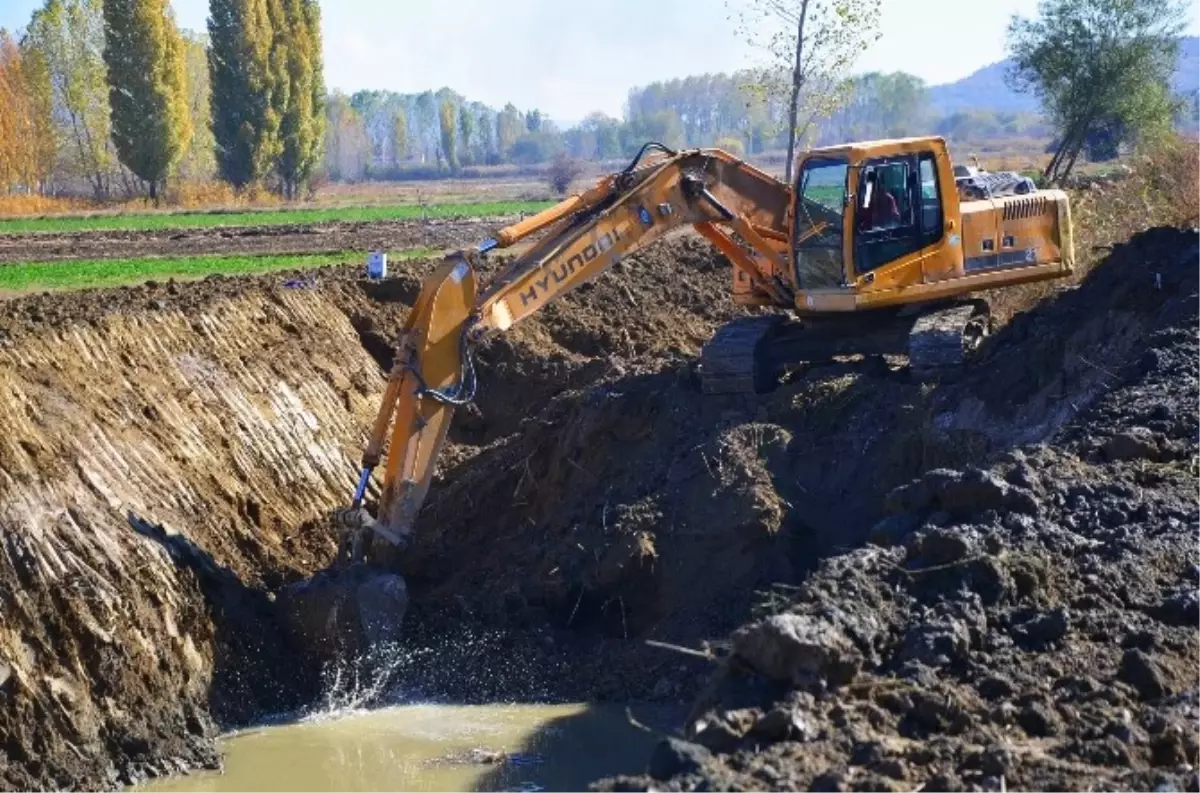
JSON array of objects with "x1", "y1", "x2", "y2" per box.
[
  {"x1": 0, "y1": 216, "x2": 507, "y2": 263},
  {"x1": 0, "y1": 223, "x2": 1195, "y2": 792}
]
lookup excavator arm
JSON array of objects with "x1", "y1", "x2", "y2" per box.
[{"x1": 336, "y1": 144, "x2": 793, "y2": 565}]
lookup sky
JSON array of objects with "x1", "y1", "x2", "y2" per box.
[{"x1": 3, "y1": 0, "x2": 1199, "y2": 124}]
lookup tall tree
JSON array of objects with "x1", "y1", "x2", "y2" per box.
[
  {"x1": 271, "y1": 0, "x2": 325, "y2": 198},
  {"x1": 458, "y1": 107, "x2": 475, "y2": 165},
  {"x1": 1007, "y1": 0, "x2": 1186, "y2": 183},
  {"x1": 25, "y1": 0, "x2": 114, "y2": 197},
  {"x1": 732, "y1": 0, "x2": 882, "y2": 182},
  {"x1": 0, "y1": 30, "x2": 55, "y2": 191},
  {"x1": 390, "y1": 108, "x2": 407, "y2": 165},
  {"x1": 323, "y1": 90, "x2": 368, "y2": 179},
  {"x1": 208, "y1": 0, "x2": 280, "y2": 188},
  {"x1": 438, "y1": 98, "x2": 458, "y2": 171},
  {"x1": 102, "y1": 0, "x2": 191, "y2": 202},
  {"x1": 177, "y1": 30, "x2": 215, "y2": 180},
  {"x1": 496, "y1": 102, "x2": 523, "y2": 157}
]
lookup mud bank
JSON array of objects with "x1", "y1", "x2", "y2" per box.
[
  {"x1": 0, "y1": 280, "x2": 390, "y2": 789},
  {"x1": 597, "y1": 226, "x2": 1200, "y2": 792}
]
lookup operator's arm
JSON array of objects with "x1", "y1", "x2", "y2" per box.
[{"x1": 337, "y1": 145, "x2": 793, "y2": 563}]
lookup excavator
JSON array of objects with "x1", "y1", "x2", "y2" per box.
[{"x1": 332, "y1": 135, "x2": 1075, "y2": 566}]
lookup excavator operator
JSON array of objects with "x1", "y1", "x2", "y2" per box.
[{"x1": 859, "y1": 168, "x2": 900, "y2": 230}]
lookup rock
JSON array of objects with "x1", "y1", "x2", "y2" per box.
[
  {"x1": 1104, "y1": 428, "x2": 1161, "y2": 461},
  {"x1": 910, "y1": 528, "x2": 976, "y2": 565},
  {"x1": 899, "y1": 618, "x2": 971, "y2": 666},
  {"x1": 922, "y1": 771, "x2": 964, "y2": 791},
  {"x1": 731, "y1": 612, "x2": 864, "y2": 687},
  {"x1": 647, "y1": 737, "x2": 711, "y2": 781},
  {"x1": 751, "y1": 707, "x2": 816, "y2": 743},
  {"x1": 976, "y1": 674, "x2": 1016, "y2": 700},
  {"x1": 979, "y1": 745, "x2": 1014, "y2": 776},
  {"x1": 1011, "y1": 607, "x2": 1071, "y2": 649},
  {"x1": 691, "y1": 709, "x2": 757, "y2": 753},
  {"x1": 935, "y1": 469, "x2": 1010, "y2": 515},
  {"x1": 1156, "y1": 590, "x2": 1200, "y2": 626},
  {"x1": 1017, "y1": 702, "x2": 1061, "y2": 737},
  {"x1": 809, "y1": 771, "x2": 849, "y2": 792},
  {"x1": 1119, "y1": 649, "x2": 1170, "y2": 700}
]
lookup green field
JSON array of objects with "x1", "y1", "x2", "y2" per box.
[
  {"x1": 0, "y1": 248, "x2": 435, "y2": 293},
  {"x1": 0, "y1": 200, "x2": 554, "y2": 235}
]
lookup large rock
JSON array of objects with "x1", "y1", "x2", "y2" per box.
[
  {"x1": 275, "y1": 566, "x2": 408, "y2": 663},
  {"x1": 731, "y1": 612, "x2": 863, "y2": 687}
]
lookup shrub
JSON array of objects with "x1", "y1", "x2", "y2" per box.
[{"x1": 547, "y1": 153, "x2": 584, "y2": 195}]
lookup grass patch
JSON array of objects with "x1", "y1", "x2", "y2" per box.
[
  {"x1": 0, "y1": 200, "x2": 554, "y2": 235},
  {"x1": 0, "y1": 248, "x2": 435, "y2": 294}
]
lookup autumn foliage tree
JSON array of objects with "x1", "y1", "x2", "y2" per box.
[
  {"x1": 271, "y1": 0, "x2": 325, "y2": 198},
  {"x1": 25, "y1": 0, "x2": 114, "y2": 197},
  {"x1": 102, "y1": 0, "x2": 192, "y2": 202},
  {"x1": 0, "y1": 30, "x2": 55, "y2": 192},
  {"x1": 438, "y1": 98, "x2": 458, "y2": 171}
]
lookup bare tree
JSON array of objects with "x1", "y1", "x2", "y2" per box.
[{"x1": 731, "y1": 0, "x2": 881, "y2": 182}]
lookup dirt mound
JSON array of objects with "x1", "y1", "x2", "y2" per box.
[
  {"x1": 595, "y1": 228, "x2": 1199, "y2": 791},
  {"x1": 0, "y1": 216, "x2": 506, "y2": 263}
]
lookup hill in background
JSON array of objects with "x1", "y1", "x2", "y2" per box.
[{"x1": 929, "y1": 35, "x2": 1199, "y2": 114}]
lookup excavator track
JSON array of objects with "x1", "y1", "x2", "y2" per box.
[
  {"x1": 907, "y1": 302, "x2": 990, "y2": 380},
  {"x1": 699, "y1": 315, "x2": 785, "y2": 394}
]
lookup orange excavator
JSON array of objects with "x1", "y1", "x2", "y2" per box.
[{"x1": 334, "y1": 136, "x2": 1075, "y2": 564}]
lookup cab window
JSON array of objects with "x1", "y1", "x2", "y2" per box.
[
  {"x1": 854, "y1": 152, "x2": 942, "y2": 275},
  {"x1": 793, "y1": 157, "x2": 848, "y2": 289}
]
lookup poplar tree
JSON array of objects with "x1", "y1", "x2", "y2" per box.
[
  {"x1": 390, "y1": 109, "x2": 407, "y2": 164},
  {"x1": 208, "y1": 0, "x2": 279, "y2": 188},
  {"x1": 102, "y1": 0, "x2": 191, "y2": 202},
  {"x1": 438, "y1": 99, "x2": 458, "y2": 172},
  {"x1": 272, "y1": 0, "x2": 324, "y2": 198}
]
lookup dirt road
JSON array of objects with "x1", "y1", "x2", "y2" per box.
[{"x1": 0, "y1": 216, "x2": 511, "y2": 263}]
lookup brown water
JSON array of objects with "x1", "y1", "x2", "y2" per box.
[{"x1": 136, "y1": 702, "x2": 677, "y2": 792}]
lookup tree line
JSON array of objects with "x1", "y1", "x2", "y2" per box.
[
  {"x1": 0, "y1": 0, "x2": 322, "y2": 200},
  {"x1": 1, "y1": 0, "x2": 1190, "y2": 197}
]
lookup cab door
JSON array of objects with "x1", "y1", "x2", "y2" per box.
[{"x1": 850, "y1": 148, "x2": 961, "y2": 290}]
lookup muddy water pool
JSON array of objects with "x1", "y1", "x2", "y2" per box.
[{"x1": 136, "y1": 702, "x2": 678, "y2": 792}]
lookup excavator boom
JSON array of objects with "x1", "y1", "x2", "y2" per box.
[{"x1": 335, "y1": 144, "x2": 793, "y2": 562}]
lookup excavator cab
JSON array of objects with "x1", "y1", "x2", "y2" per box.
[
  {"x1": 789, "y1": 136, "x2": 1072, "y2": 316},
  {"x1": 791, "y1": 138, "x2": 965, "y2": 308}
]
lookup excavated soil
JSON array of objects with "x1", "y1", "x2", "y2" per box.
[
  {"x1": 595, "y1": 226, "x2": 1200, "y2": 792},
  {"x1": 0, "y1": 216, "x2": 508, "y2": 263},
  {"x1": 0, "y1": 222, "x2": 1195, "y2": 792}
]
